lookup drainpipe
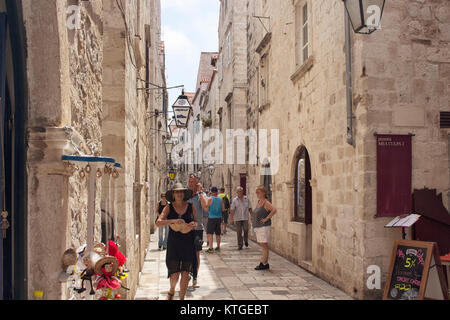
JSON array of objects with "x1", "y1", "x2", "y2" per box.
[{"x1": 345, "y1": 9, "x2": 354, "y2": 146}]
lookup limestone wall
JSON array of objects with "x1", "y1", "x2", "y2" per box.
[
  {"x1": 357, "y1": 0, "x2": 450, "y2": 299},
  {"x1": 230, "y1": 0, "x2": 450, "y2": 300},
  {"x1": 24, "y1": 0, "x2": 164, "y2": 300},
  {"x1": 25, "y1": 0, "x2": 105, "y2": 299}
]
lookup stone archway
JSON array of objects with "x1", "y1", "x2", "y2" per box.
[{"x1": 290, "y1": 145, "x2": 313, "y2": 263}]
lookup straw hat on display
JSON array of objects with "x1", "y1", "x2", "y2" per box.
[
  {"x1": 61, "y1": 248, "x2": 77, "y2": 272},
  {"x1": 94, "y1": 243, "x2": 107, "y2": 257},
  {"x1": 94, "y1": 255, "x2": 119, "y2": 276}
]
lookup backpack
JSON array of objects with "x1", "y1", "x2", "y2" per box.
[{"x1": 223, "y1": 195, "x2": 230, "y2": 210}]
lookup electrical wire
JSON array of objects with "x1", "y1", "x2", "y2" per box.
[{"x1": 116, "y1": 0, "x2": 139, "y2": 70}]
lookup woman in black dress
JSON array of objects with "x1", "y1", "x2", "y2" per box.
[{"x1": 156, "y1": 183, "x2": 197, "y2": 300}]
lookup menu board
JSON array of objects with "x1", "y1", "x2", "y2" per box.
[
  {"x1": 386, "y1": 244, "x2": 427, "y2": 300},
  {"x1": 384, "y1": 240, "x2": 449, "y2": 300}
]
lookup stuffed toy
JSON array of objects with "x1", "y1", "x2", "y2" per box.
[
  {"x1": 107, "y1": 241, "x2": 126, "y2": 266},
  {"x1": 74, "y1": 251, "x2": 100, "y2": 296},
  {"x1": 107, "y1": 240, "x2": 129, "y2": 281},
  {"x1": 94, "y1": 255, "x2": 121, "y2": 299}
]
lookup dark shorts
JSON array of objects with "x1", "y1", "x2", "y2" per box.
[
  {"x1": 207, "y1": 218, "x2": 222, "y2": 235},
  {"x1": 194, "y1": 230, "x2": 203, "y2": 251},
  {"x1": 222, "y1": 210, "x2": 229, "y2": 224}
]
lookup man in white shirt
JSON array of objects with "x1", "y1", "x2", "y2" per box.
[{"x1": 230, "y1": 187, "x2": 252, "y2": 250}]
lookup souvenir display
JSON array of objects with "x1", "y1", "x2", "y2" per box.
[{"x1": 60, "y1": 157, "x2": 126, "y2": 300}]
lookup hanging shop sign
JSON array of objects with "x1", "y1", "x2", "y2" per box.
[{"x1": 376, "y1": 134, "x2": 412, "y2": 217}]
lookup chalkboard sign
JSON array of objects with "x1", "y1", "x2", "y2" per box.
[{"x1": 383, "y1": 240, "x2": 448, "y2": 300}]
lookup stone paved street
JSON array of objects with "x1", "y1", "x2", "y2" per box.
[{"x1": 134, "y1": 229, "x2": 352, "y2": 300}]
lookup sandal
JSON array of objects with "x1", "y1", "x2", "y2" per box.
[
  {"x1": 193, "y1": 280, "x2": 200, "y2": 288},
  {"x1": 166, "y1": 292, "x2": 175, "y2": 300}
]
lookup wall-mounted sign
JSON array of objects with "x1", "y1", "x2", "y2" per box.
[{"x1": 376, "y1": 134, "x2": 412, "y2": 217}]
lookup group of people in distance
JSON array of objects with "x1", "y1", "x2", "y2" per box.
[{"x1": 155, "y1": 173, "x2": 277, "y2": 300}]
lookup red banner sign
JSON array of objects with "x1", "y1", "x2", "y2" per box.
[{"x1": 377, "y1": 134, "x2": 412, "y2": 217}]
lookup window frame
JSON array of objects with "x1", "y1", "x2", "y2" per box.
[
  {"x1": 301, "y1": 3, "x2": 309, "y2": 64},
  {"x1": 259, "y1": 52, "x2": 270, "y2": 109}
]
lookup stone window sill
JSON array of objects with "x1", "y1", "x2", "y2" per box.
[
  {"x1": 290, "y1": 56, "x2": 314, "y2": 83},
  {"x1": 288, "y1": 221, "x2": 306, "y2": 235}
]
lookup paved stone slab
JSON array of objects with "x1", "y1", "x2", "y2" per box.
[{"x1": 134, "y1": 230, "x2": 352, "y2": 300}]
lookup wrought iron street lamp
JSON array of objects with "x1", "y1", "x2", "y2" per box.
[
  {"x1": 343, "y1": 0, "x2": 385, "y2": 34},
  {"x1": 172, "y1": 90, "x2": 192, "y2": 128},
  {"x1": 343, "y1": 0, "x2": 385, "y2": 147},
  {"x1": 165, "y1": 138, "x2": 174, "y2": 156},
  {"x1": 168, "y1": 119, "x2": 177, "y2": 137},
  {"x1": 208, "y1": 164, "x2": 215, "y2": 176}
]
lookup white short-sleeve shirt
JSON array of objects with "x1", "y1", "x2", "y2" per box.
[{"x1": 230, "y1": 196, "x2": 251, "y2": 222}]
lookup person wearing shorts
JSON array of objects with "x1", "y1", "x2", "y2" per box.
[
  {"x1": 218, "y1": 188, "x2": 230, "y2": 235},
  {"x1": 200, "y1": 186, "x2": 225, "y2": 253},
  {"x1": 252, "y1": 186, "x2": 277, "y2": 270}
]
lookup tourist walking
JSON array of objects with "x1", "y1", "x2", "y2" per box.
[
  {"x1": 230, "y1": 187, "x2": 252, "y2": 250},
  {"x1": 187, "y1": 174, "x2": 207, "y2": 289},
  {"x1": 253, "y1": 186, "x2": 277, "y2": 270},
  {"x1": 218, "y1": 188, "x2": 230, "y2": 235},
  {"x1": 200, "y1": 186, "x2": 225, "y2": 253},
  {"x1": 156, "y1": 183, "x2": 198, "y2": 300},
  {"x1": 156, "y1": 193, "x2": 169, "y2": 250}
]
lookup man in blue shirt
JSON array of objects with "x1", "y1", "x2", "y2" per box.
[{"x1": 200, "y1": 186, "x2": 225, "y2": 253}]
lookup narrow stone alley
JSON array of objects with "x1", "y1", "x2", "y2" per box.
[{"x1": 134, "y1": 230, "x2": 351, "y2": 300}]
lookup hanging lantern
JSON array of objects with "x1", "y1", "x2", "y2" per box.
[
  {"x1": 172, "y1": 90, "x2": 192, "y2": 128},
  {"x1": 343, "y1": 0, "x2": 385, "y2": 34},
  {"x1": 208, "y1": 164, "x2": 215, "y2": 176},
  {"x1": 165, "y1": 138, "x2": 174, "y2": 156},
  {"x1": 169, "y1": 168, "x2": 177, "y2": 181}
]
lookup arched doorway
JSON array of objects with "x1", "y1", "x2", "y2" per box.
[
  {"x1": 292, "y1": 146, "x2": 312, "y2": 262},
  {"x1": 293, "y1": 146, "x2": 312, "y2": 224},
  {"x1": 0, "y1": 1, "x2": 28, "y2": 300}
]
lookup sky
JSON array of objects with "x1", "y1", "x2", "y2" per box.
[{"x1": 161, "y1": 0, "x2": 220, "y2": 107}]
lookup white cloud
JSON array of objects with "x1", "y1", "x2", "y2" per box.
[{"x1": 164, "y1": 26, "x2": 200, "y2": 59}]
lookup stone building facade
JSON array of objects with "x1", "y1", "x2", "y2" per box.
[
  {"x1": 216, "y1": 0, "x2": 249, "y2": 194},
  {"x1": 215, "y1": 0, "x2": 450, "y2": 299},
  {"x1": 0, "y1": 0, "x2": 166, "y2": 300},
  {"x1": 188, "y1": 52, "x2": 218, "y2": 177}
]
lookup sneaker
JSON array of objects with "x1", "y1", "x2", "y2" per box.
[
  {"x1": 245, "y1": 242, "x2": 249, "y2": 248},
  {"x1": 206, "y1": 248, "x2": 215, "y2": 253},
  {"x1": 192, "y1": 280, "x2": 200, "y2": 288},
  {"x1": 255, "y1": 263, "x2": 270, "y2": 270},
  {"x1": 215, "y1": 247, "x2": 221, "y2": 253},
  {"x1": 255, "y1": 262, "x2": 264, "y2": 270}
]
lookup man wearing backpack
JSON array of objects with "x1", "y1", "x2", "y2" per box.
[{"x1": 218, "y1": 187, "x2": 230, "y2": 235}]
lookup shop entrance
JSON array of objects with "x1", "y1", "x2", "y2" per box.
[{"x1": 0, "y1": 2, "x2": 28, "y2": 300}]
